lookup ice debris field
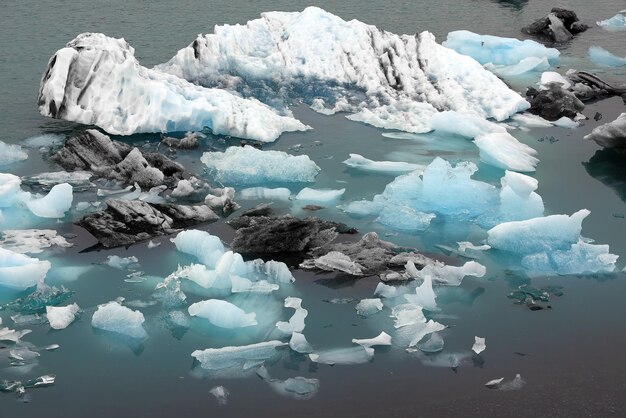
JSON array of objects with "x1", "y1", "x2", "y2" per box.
[{"x1": 1, "y1": 5, "x2": 625, "y2": 407}]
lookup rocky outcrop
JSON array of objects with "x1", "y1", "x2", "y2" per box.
[
  {"x1": 522, "y1": 8, "x2": 589, "y2": 42},
  {"x1": 78, "y1": 199, "x2": 218, "y2": 247},
  {"x1": 51, "y1": 130, "x2": 189, "y2": 188}
]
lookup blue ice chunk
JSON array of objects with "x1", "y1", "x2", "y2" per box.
[
  {"x1": 188, "y1": 299, "x2": 257, "y2": 328},
  {"x1": 597, "y1": 13, "x2": 626, "y2": 31},
  {"x1": 91, "y1": 301, "x2": 147, "y2": 339},
  {"x1": 588, "y1": 46, "x2": 626, "y2": 67},
  {"x1": 443, "y1": 30, "x2": 559, "y2": 66},
  {"x1": 26, "y1": 183, "x2": 73, "y2": 218},
  {"x1": 172, "y1": 230, "x2": 225, "y2": 268},
  {"x1": 0, "y1": 248, "x2": 50, "y2": 291}
]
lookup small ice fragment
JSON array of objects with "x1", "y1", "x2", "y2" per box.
[
  {"x1": 45, "y1": 344, "x2": 60, "y2": 351},
  {"x1": 295, "y1": 187, "x2": 345, "y2": 203},
  {"x1": 499, "y1": 374, "x2": 526, "y2": 391},
  {"x1": 417, "y1": 332, "x2": 444, "y2": 353},
  {"x1": 404, "y1": 275, "x2": 438, "y2": 311},
  {"x1": 355, "y1": 298, "x2": 383, "y2": 316},
  {"x1": 26, "y1": 183, "x2": 73, "y2": 218},
  {"x1": 472, "y1": 336, "x2": 486, "y2": 354},
  {"x1": 239, "y1": 187, "x2": 292, "y2": 200},
  {"x1": 474, "y1": 132, "x2": 539, "y2": 172},
  {"x1": 308, "y1": 346, "x2": 374, "y2": 365},
  {"x1": 256, "y1": 366, "x2": 320, "y2": 400},
  {"x1": 91, "y1": 301, "x2": 147, "y2": 339},
  {"x1": 0, "y1": 141, "x2": 28, "y2": 166},
  {"x1": 343, "y1": 154, "x2": 423, "y2": 174},
  {"x1": 539, "y1": 71, "x2": 571, "y2": 89},
  {"x1": 485, "y1": 377, "x2": 505, "y2": 389},
  {"x1": 0, "y1": 327, "x2": 32, "y2": 343},
  {"x1": 374, "y1": 282, "x2": 403, "y2": 298},
  {"x1": 191, "y1": 341, "x2": 287, "y2": 371},
  {"x1": 352, "y1": 331, "x2": 392, "y2": 347},
  {"x1": 209, "y1": 386, "x2": 229, "y2": 405},
  {"x1": 147, "y1": 240, "x2": 160, "y2": 249},
  {"x1": 0, "y1": 247, "x2": 50, "y2": 291},
  {"x1": 46, "y1": 303, "x2": 80, "y2": 330},
  {"x1": 188, "y1": 299, "x2": 257, "y2": 328},
  {"x1": 276, "y1": 297, "x2": 308, "y2": 334},
  {"x1": 105, "y1": 255, "x2": 139, "y2": 270},
  {"x1": 313, "y1": 251, "x2": 364, "y2": 275},
  {"x1": 458, "y1": 242, "x2": 491, "y2": 254},
  {"x1": 289, "y1": 332, "x2": 313, "y2": 354}
]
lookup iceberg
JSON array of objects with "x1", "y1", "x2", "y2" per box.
[
  {"x1": 406, "y1": 260, "x2": 486, "y2": 286},
  {"x1": 355, "y1": 298, "x2": 383, "y2": 316},
  {"x1": 201, "y1": 146, "x2": 320, "y2": 185},
  {"x1": 472, "y1": 336, "x2": 486, "y2": 354},
  {"x1": 158, "y1": 7, "x2": 527, "y2": 132},
  {"x1": 430, "y1": 111, "x2": 506, "y2": 139},
  {"x1": 0, "y1": 173, "x2": 30, "y2": 208},
  {"x1": 0, "y1": 230, "x2": 72, "y2": 254},
  {"x1": 289, "y1": 332, "x2": 313, "y2": 354},
  {"x1": 474, "y1": 132, "x2": 539, "y2": 172},
  {"x1": 172, "y1": 230, "x2": 225, "y2": 268},
  {"x1": 239, "y1": 187, "x2": 292, "y2": 201},
  {"x1": 295, "y1": 188, "x2": 345, "y2": 203},
  {"x1": 484, "y1": 56, "x2": 550, "y2": 77},
  {"x1": 309, "y1": 346, "x2": 374, "y2": 365},
  {"x1": 0, "y1": 141, "x2": 28, "y2": 166},
  {"x1": 597, "y1": 13, "x2": 626, "y2": 31},
  {"x1": 104, "y1": 255, "x2": 139, "y2": 270},
  {"x1": 0, "y1": 248, "x2": 50, "y2": 291},
  {"x1": 26, "y1": 183, "x2": 73, "y2": 218},
  {"x1": 588, "y1": 46, "x2": 626, "y2": 67},
  {"x1": 46, "y1": 303, "x2": 80, "y2": 330},
  {"x1": 585, "y1": 113, "x2": 626, "y2": 149},
  {"x1": 499, "y1": 171, "x2": 545, "y2": 221},
  {"x1": 443, "y1": 30, "x2": 560, "y2": 66},
  {"x1": 404, "y1": 275, "x2": 438, "y2": 311},
  {"x1": 191, "y1": 340, "x2": 286, "y2": 372},
  {"x1": 188, "y1": 299, "x2": 257, "y2": 328},
  {"x1": 352, "y1": 332, "x2": 392, "y2": 347},
  {"x1": 276, "y1": 297, "x2": 307, "y2": 334},
  {"x1": 91, "y1": 301, "x2": 147, "y2": 339},
  {"x1": 38, "y1": 33, "x2": 308, "y2": 141},
  {"x1": 342, "y1": 154, "x2": 423, "y2": 175}
]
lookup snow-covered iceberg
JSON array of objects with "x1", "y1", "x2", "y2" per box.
[
  {"x1": 38, "y1": 33, "x2": 308, "y2": 142},
  {"x1": 201, "y1": 146, "x2": 320, "y2": 185},
  {"x1": 158, "y1": 7, "x2": 528, "y2": 132}
]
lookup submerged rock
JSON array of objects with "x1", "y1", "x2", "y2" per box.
[
  {"x1": 526, "y1": 84, "x2": 584, "y2": 120},
  {"x1": 522, "y1": 8, "x2": 589, "y2": 42},
  {"x1": 228, "y1": 214, "x2": 356, "y2": 254},
  {"x1": 51, "y1": 130, "x2": 188, "y2": 188},
  {"x1": 78, "y1": 199, "x2": 218, "y2": 248}
]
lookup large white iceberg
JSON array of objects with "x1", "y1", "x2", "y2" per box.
[
  {"x1": 91, "y1": 301, "x2": 147, "y2": 338},
  {"x1": 158, "y1": 7, "x2": 528, "y2": 133},
  {"x1": 188, "y1": 299, "x2": 257, "y2": 328},
  {"x1": 201, "y1": 146, "x2": 320, "y2": 185},
  {"x1": 38, "y1": 33, "x2": 308, "y2": 141},
  {"x1": 0, "y1": 247, "x2": 50, "y2": 291},
  {"x1": 443, "y1": 30, "x2": 559, "y2": 67}
]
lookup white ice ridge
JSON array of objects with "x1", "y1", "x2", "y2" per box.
[
  {"x1": 158, "y1": 7, "x2": 528, "y2": 133},
  {"x1": 201, "y1": 146, "x2": 320, "y2": 185},
  {"x1": 0, "y1": 247, "x2": 51, "y2": 291},
  {"x1": 91, "y1": 301, "x2": 147, "y2": 338},
  {"x1": 488, "y1": 209, "x2": 619, "y2": 275},
  {"x1": 38, "y1": 33, "x2": 308, "y2": 142}
]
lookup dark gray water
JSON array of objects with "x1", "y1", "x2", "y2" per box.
[{"x1": 1, "y1": 1, "x2": 626, "y2": 417}]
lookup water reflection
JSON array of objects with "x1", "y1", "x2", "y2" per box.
[{"x1": 584, "y1": 148, "x2": 626, "y2": 202}]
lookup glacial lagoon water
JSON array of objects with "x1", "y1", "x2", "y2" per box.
[{"x1": 1, "y1": 1, "x2": 626, "y2": 416}]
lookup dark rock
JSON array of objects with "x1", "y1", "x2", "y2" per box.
[
  {"x1": 526, "y1": 84, "x2": 585, "y2": 120},
  {"x1": 522, "y1": 8, "x2": 587, "y2": 42},
  {"x1": 594, "y1": 112, "x2": 603, "y2": 121},
  {"x1": 228, "y1": 214, "x2": 356, "y2": 254},
  {"x1": 78, "y1": 199, "x2": 218, "y2": 248},
  {"x1": 302, "y1": 205, "x2": 324, "y2": 211},
  {"x1": 52, "y1": 130, "x2": 189, "y2": 188},
  {"x1": 239, "y1": 203, "x2": 274, "y2": 218}
]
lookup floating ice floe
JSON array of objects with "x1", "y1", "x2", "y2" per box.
[
  {"x1": 0, "y1": 327, "x2": 31, "y2": 343},
  {"x1": 0, "y1": 141, "x2": 28, "y2": 166},
  {"x1": 191, "y1": 341, "x2": 287, "y2": 376},
  {"x1": 342, "y1": 157, "x2": 544, "y2": 231},
  {"x1": 588, "y1": 46, "x2": 626, "y2": 67},
  {"x1": 355, "y1": 298, "x2": 383, "y2": 316},
  {"x1": 484, "y1": 56, "x2": 550, "y2": 77},
  {"x1": 46, "y1": 303, "x2": 80, "y2": 330},
  {"x1": 352, "y1": 332, "x2": 392, "y2": 347},
  {"x1": 276, "y1": 297, "x2": 307, "y2": 335},
  {"x1": 91, "y1": 301, "x2": 147, "y2": 339},
  {"x1": 256, "y1": 366, "x2": 320, "y2": 400},
  {"x1": 295, "y1": 188, "x2": 345, "y2": 203},
  {"x1": 26, "y1": 183, "x2": 73, "y2": 218},
  {"x1": 585, "y1": 113, "x2": 626, "y2": 149},
  {"x1": 597, "y1": 12, "x2": 626, "y2": 31},
  {"x1": 201, "y1": 146, "x2": 320, "y2": 185},
  {"x1": 38, "y1": 34, "x2": 308, "y2": 141},
  {"x1": 289, "y1": 332, "x2": 313, "y2": 354},
  {"x1": 403, "y1": 275, "x2": 438, "y2": 311},
  {"x1": 472, "y1": 336, "x2": 486, "y2": 354},
  {"x1": 406, "y1": 260, "x2": 486, "y2": 286},
  {"x1": 417, "y1": 332, "x2": 444, "y2": 353},
  {"x1": 0, "y1": 248, "x2": 50, "y2": 291},
  {"x1": 158, "y1": 7, "x2": 528, "y2": 133},
  {"x1": 0, "y1": 173, "x2": 30, "y2": 208},
  {"x1": 443, "y1": 30, "x2": 559, "y2": 73},
  {"x1": 172, "y1": 229, "x2": 225, "y2": 268},
  {"x1": 239, "y1": 187, "x2": 292, "y2": 201},
  {"x1": 430, "y1": 111, "x2": 506, "y2": 139},
  {"x1": 0, "y1": 230, "x2": 72, "y2": 254},
  {"x1": 104, "y1": 255, "x2": 139, "y2": 270},
  {"x1": 474, "y1": 132, "x2": 539, "y2": 172},
  {"x1": 309, "y1": 346, "x2": 374, "y2": 365},
  {"x1": 342, "y1": 154, "x2": 423, "y2": 175},
  {"x1": 488, "y1": 209, "x2": 619, "y2": 275},
  {"x1": 188, "y1": 299, "x2": 257, "y2": 328}
]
